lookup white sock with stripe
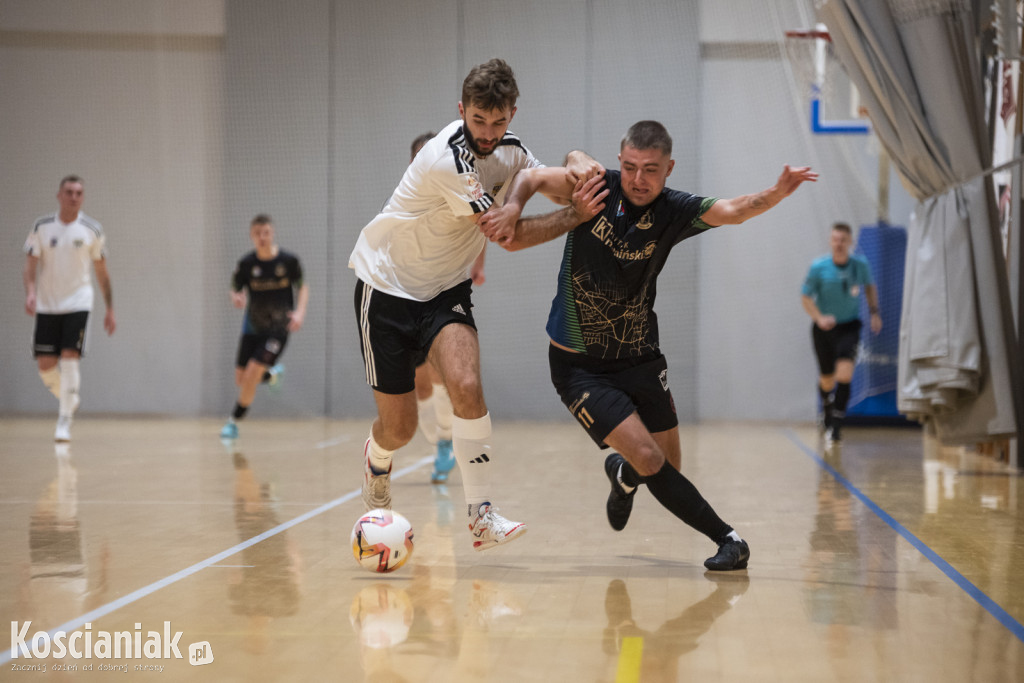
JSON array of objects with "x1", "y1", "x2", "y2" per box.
[
  {"x1": 366, "y1": 430, "x2": 395, "y2": 474},
  {"x1": 452, "y1": 412, "x2": 493, "y2": 515},
  {"x1": 58, "y1": 358, "x2": 80, "y2": 418}
]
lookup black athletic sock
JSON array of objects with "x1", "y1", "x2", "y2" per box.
[
  {"x1": 819, "y1": 384, "x2": 833, "y2": 409},
  {"x1": 834, "y1": 382, "x2": 850, "y2": 417},
  {"x1": 642, "y1": 460, "x2": 732, "y2": 542},
  {"x1": 232, "y1": 403, "x2": 249, "y2": 420}
]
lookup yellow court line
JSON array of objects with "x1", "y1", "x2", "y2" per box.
[{"x1": 616, "y1": 636, "x2": 644, "y2": 683}]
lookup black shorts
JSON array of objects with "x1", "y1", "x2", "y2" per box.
[
  {"x1": 235, "y1": 333, "x2": 288, "y2": 368},
  {"x1": 811, "y1": 319, "x2": 862, "y2": 375},
  {"x1": 354, "y1": 278, "x2": 477, "y2": 395},
  {"x1": 33, "y1": 312, "x2": 89, "y2": 357},
  {"x1": 548, "y1": 344, "x2": 677, "y2": 448}
]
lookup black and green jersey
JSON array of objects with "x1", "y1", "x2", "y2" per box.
[
  {"x1": 232, "y1": 250, "x2": 304, "y2": 335},
  {"x1": 545, "y1": 170, "x2": 716, "y2": 359}
]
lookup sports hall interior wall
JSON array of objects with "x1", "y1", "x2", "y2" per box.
[{"x1": 0, "y1": 0, "x2": 916, "y2": 421}]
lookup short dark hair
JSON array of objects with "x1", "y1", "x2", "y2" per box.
[
  {"x1": 832, "y1": 222, "x2": 852, "y2": 235},
  {"x1": 59, "y1": 175, "x2": 83, "y2": 190},
  {"x1": 410, "y1": 132, "x2": 435, "y2": 161},
  {"x1": 251, "y1": 213, "x2": 273, "y2": 228},
  {"x1": 621, "y1": 121, "x2": 672, "y2": 156},
  {"x1": 461, "y1": 58, "x2": 519, "y2": 112}
]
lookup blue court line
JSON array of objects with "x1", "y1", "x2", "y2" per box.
[
  {"x1": 783, "y1": 429, "x2": 1024, "y2": 644},
  {"x1": 0, "y1": 455, "x2": 433, "y2": 665}
]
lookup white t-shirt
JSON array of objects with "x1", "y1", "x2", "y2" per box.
[
  {"x1": 24, "y1": 212, "x2": 106, "y2": 314},
  {"x1": 349, "y1": 119, "x2": 543, "y2": 301}
]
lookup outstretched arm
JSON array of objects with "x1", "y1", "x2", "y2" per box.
[{"x1": 702, "y1": 165, "x2": 817, "y2": 226}]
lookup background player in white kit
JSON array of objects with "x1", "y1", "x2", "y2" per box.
[
  {"x1": 23, "y1": 175, "x2": 116, "y2": 442},
  {"x1": 349, "y1": 58, "x2": 606, "y2": 550}
]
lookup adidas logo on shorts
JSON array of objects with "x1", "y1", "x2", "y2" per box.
[
  {"x1": 452, "y1": 304, "x2": 466, "y2": 315},
  {"x1": 470, "y1": 453, "x2": 490, "y2": 464}
]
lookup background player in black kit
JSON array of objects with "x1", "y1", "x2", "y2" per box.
[
  {"x1": 480, "y1": 120, "x2": 816, "y2": 570},
  {"x1": 221, "y1": 214, "x2": 309, "y2": 440}
]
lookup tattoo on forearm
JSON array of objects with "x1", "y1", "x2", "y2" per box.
[
  {"x1": 518, "y1": 207, "x2": 578, "y2": 247},
  {"x1": 747, "y1": 191, "x2": 770, "y2": 211}
]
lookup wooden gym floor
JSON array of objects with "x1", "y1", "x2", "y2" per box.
[{"x1": 1, "y1": 417, "x2": 1023, "y2": 682}]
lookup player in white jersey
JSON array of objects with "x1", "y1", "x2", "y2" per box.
[
  {"x1": 405, "y1": 131, "x2": 475, "y2": 485},
  {"x1": 350, "y1": 58, "x2": 607, "y2": 551},
  {"x1": 23, "y1": 176, "x2": 116, "y2": 442}
]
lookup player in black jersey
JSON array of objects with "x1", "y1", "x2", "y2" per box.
[
  {"x1": 481, "y1": 121, "x2": 816, "y2": 570},
  {"x1": 221, "y1": 214, "x2": 309, "y2": 440}
]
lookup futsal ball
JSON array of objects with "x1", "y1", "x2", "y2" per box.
[{"x1": 351, "y1": 509, "x2": 414, "y2": 573}]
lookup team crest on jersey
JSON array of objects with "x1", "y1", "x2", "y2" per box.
[
  {"x1": 50, "y1": 238, "x2": 58, "y2": 247},
  {"x1": 466, "y1": 176, "x2": 484, "y2": 200},
  {"x1": 636, "y1": 210, "x2": 653, "y2": 230},
  {"x1": 275, "y1": 263, "x2": 286, "y2": 277},
  {"x1": 252, "y1": 266, "x2": 262, "y2": 277}
]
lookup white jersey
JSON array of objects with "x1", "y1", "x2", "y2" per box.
[
  {"x1": 24, "y1": 212, "x2": 106, "y2": 314},
  {"x1": 349, "y1": 119, "x2": 543, "y2": 301}
]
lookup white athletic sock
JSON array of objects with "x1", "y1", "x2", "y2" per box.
[
  {"x1": 58, "y1": 358, "x2": 81, "y2": 418},
  {"x1": 39, "y1": 366, "x2": 61, "y2": 399},
  {"x1": 452, "y1": 412, "x2": 493, "y2": 512},
  {"x1": 433, "y1": 383, "x2": 453, "y2": 441},
  {"x1": 417, "y1": 395, "x2": 438, "y2": 445},
  {"x1": 366, "y1": 431, "x2": 395, "y2": 474}
]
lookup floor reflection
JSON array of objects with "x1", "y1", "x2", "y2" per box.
[
  {"x1": 20, "y1": 443, "x2": 109, "y2": 632},
  {"x1": 602, "y1": 575, "x2": 749, "y2": 681},
  {"x1": 230, "y1": 451, "x2": 303, "y2": 654},
  {"x1": 803, "y1": 448, "x2": 898, "y2": 674}
]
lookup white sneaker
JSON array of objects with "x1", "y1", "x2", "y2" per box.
[
  {"x1": 54, "y1": 416, "x2": 72, "y2": 442},
  {"x1": 469, "y1": 503, "x2": 526, "y2": 551},
  {"x1": 361, "y1": 439, "x2": 392, "y2": 511}
]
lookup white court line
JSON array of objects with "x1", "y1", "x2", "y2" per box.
[
  {"x1": 315, "y1": 434, "x2": 353, "y2": 449},
  {"x1": 0, "y1": 454, "x2": 433, "y2": 665}
]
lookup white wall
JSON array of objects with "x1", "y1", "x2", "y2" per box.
[
  {"x1": 0, "y1": 0, "x2": 224, "y2": 415},
  {"x1": 0, "y1": 0, "x2": 915, "y2": 422},
  {"x1": 695, "y1": 0, "x2": 915, "y2": 421}
]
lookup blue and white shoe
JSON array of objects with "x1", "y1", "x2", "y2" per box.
[
  {"x1": 266, "y1": 364, "x2": 285, "y2": 391},
  {"x1": 431, "y1": 439, "x2": 456, "y2": 483},
  {"x1": 220, "y1": 420, "x2": 239, "y2": 440}
]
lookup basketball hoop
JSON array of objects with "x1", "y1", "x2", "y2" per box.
[{"x1": 784, "y1": 24, "x2": 870, "y2": 135}]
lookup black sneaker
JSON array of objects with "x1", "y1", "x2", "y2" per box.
[
  {"x1": 704, "y1": 539, "x2": 750, "y2": 571},
  {"x1": 604, "y1": 453, "x2": 636, "y2": 531}
]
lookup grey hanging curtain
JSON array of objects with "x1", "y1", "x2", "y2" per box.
[{"x1": 818, "y1": 0, "x2": 1019, "y2": 441}]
